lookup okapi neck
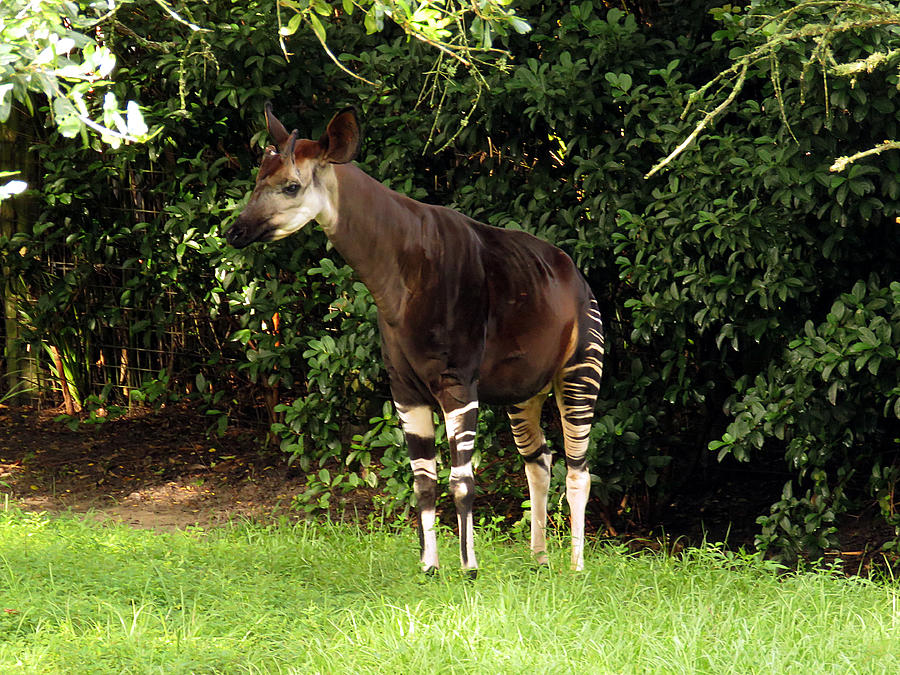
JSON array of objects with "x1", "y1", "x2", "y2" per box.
[{"x1": 325, "y1": 163, "x2": 419, "y2": 321}]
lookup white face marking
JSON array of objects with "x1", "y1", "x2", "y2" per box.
[
  {"x1": 266, "y1": 188, "x2": 327, "y2": 240},
  {"x1": 251, "y1": 159, "x2": 339, "y2": 242},
  {"x1": 266, "y1": 173, "x2": 339, "y2": 240}
]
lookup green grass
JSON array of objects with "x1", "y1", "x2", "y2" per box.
[{"x1": 1, "y1": 508, "x2": 899, "y2": 674}]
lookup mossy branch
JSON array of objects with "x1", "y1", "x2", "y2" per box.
[
  {"x1": 645, "y1": 63, "x2": 748, "y2": 179},
  {"x1": 647, "y1": 0, "x2": 900, "y2": 179},
  {"x1": 831, "y1": 47, "x2": 900, "y2": 75},
  {"x1": 830, "y1": 141, "x2": 900, "y2": 173}
]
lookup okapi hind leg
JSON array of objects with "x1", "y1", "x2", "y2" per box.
[
  {"x1": 554, "y1": 297, "x2": 604, "y2": 571},
  {"x1": 396, "y1": 403, "x2": 439, "y2": 573},
  {"x1": 507, "y1": 390, "x2": 551, "y2": 565}
]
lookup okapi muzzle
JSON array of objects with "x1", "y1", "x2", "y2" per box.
[{"x1": 226, "y1": 103, "x2": 605, "y2": 575}]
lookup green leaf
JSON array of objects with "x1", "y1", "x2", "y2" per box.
[
  {"x1": 508, "y1": 17, "x2": 531, "y2": 34},
  {"x1": 308, "y1": 12, "x2": 327, "y2": 43},
  {"x1": 0, "y1": 83, "x2": 12, "y2": 123},
  {"x1": 281, "y1": 12, "x2": 304, "y2": 36},
  {"x1": 804, "y1": 320, "x2": 816, "y2": 339},
  {"x1": 364, "y1": 4, "x2": 383, "y2": 33},
  {"x1": 830, "y1": 299, "x2": 845, "y2": 322},
  {"x1": 827, "y1": 382, "x2": 839, "y2": 406},
  {"x1": 867, "y1": 355, "x2": 881, "y2": 376},
  {"x1": 311, "y1": 0, "x2": 331, "y2": 16},
  {"x1": 857, "y1": 326, "x2": 879, "y2": 347}
]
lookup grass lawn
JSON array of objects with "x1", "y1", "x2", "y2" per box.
[{"x1": 1, "y1": 507, "x2": 898, "y2": 674}]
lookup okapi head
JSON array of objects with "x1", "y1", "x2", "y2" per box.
[{"x1": 225, "y1": 103, "x2": 360, "y2": 248}]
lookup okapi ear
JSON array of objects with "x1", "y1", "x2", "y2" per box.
[
  {"x1": 318, "y1": 107, "x2": 360, "y2": 164},
  {"x1": 264, "y1": 102, "x2": 291, "y2": 147}
]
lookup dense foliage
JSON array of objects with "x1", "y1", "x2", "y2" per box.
[
  {"x1": 0, "y1": 0, "x2": 150, "y2": 152},
  {"x1": 2, "y1": 0, "x2": 900, "y2": 559}
]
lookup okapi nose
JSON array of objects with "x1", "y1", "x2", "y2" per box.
[{"x1": 224, "y1": 222, "x2": 245, "y2": 248}]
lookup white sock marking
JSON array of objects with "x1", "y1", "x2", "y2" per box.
[{"x1": 420, "y1": 506, "x2": 439, "y2": 571}]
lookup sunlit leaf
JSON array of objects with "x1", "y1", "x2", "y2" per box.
[{"x1": 308, "y1": 12, "x2": 327, "y2": 44}]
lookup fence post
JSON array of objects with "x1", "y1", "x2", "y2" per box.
[{"x1": 1, "y1": 104, "x2": 38, "y2": 404}]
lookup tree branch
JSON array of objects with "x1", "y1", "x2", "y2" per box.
[
  {"x1": 648, "y1": 1, "x2": 900, "y2": 179},
  {"x1": 645, "y1": 62, "x2": 748, "y2": 179},
  {"x1": 830, "y1": 140, "x2": 900, "y2": 173}
]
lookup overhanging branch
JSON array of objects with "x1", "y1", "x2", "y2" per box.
[
  {"x1": 645, "y1": 62, "x2": 748, "y2": 179},
  {"x1": 830, "y1": 140, "x2": 900, "y2": 173}
]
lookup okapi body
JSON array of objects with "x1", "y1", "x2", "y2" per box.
[{"x1": 226, "y1": 105, "x2": 604, "y2": 573}]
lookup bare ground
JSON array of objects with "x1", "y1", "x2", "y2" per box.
[{"x1": 0, "y1": 403, "x2": 309, "y2": 531}]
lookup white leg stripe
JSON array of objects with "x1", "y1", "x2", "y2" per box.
[
  {"x1": 452, "y1": 430, "x2": 476, "y2": 453},
  {"x1": 411, "y1": 457, "x2": 437, "y2": 480},
  {"x1": 460, "y1": 511, "x2": 477, "y2": 570},
  {"x1": 445, "y1": 401, "x2": 478, "y2": 438},
  {"x1": 397, "y1": 404, "x2": 435, "y2": 439},
  {"x1": 450, "y1": 461, "x2": 473, "y2": 482},
  {"x1": 566, "y1": 468, "x2": 590, "y2": 571},
  {"x1": 524, "y1": 460, "x2": 550, "y2": 563},
  {"x1": 455, "y1": 439, "x2": 475, "y2": 453},
  {"x1": 452, "y1": 400, "x2": 479, "y2": 416}
]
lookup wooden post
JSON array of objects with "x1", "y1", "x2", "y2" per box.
[{"x1": 0, "y1": 104, "x2": 38, "y2": 404}]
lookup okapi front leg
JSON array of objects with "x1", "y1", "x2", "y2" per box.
[
  {"x1": 397, "y1": 403, "x2": 439, "y2": 573},
  {"x1": 442, "y1": 399, "x2": 479, "y2": 573},
  {"x1": 508, "y1": 391, "x2": 551, "y2": 564}
]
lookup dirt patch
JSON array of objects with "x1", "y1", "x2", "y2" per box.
[{"x1": 0, "y1": 403, "x2": 306, "y2": 530}]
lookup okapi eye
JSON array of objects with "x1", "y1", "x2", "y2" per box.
[{"x1": 282, "y1": 183, "x2": 301, "y2": 196}]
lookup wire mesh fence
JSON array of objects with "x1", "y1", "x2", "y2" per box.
[{"x1": 1, "y1": 255, "x2": 230, "y2": 410}]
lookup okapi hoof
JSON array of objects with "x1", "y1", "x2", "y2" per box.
[
  {"x1": 464, "y1": 568, "x2": 478, "y2": 581},
  {"x1": 422, "y1": 565, "x2": 439, "y2": 577}
]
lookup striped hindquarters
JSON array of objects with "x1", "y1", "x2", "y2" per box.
[{"x1": 554, "y1": 295, "x2": 604, "y2": 469}]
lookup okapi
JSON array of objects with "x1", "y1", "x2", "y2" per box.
[{"x1": 226, "y1": 104, "x2": 604, "y2": 574}]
